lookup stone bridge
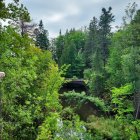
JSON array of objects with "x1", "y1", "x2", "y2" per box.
[{"x1": 59, "y1": 79, "x2": 88, "y2": 93}]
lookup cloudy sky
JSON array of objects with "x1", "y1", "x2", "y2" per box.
[{"x1": 6, "y1": 0, "x2": 140, "y2": 38}]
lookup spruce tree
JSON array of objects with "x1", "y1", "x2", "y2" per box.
[
  {"x1": 99, "y1": 7, "x2": 114, "y2": 67},
  {"x1": 56, "y1": 30, "x2": 65, "y2": 65},
  {"x1": 35, "y1": 20, "x2": 49, "y2": 50},
  {"x1": 84, "y1": 8, "x2": 114, "y2": 97},
  {"x1": 84, "y1": 17, "x2": 99, "y2": 68}
]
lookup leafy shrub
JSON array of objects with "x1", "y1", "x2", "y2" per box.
[
  {"x1": 111, "y1": 83, "x2": 134, "y2": 120},
  {"x1": 0, "y1": 27, "x2": 64, "y2": 139},
  {"x1": 86, "y1": 115, "x2": 125, "y2": 140},
  {"x1": 111, "y1": 83, "x2": 140, "y2": 139},
  {"x1": 62, "y1": 91, "x2": 107, "y2": 112}
]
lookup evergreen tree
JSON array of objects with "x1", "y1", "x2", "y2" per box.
[
  {"x1": 35, "y1": 20, "x2": 49, "y2": 50},
  {"x1": 99, "y1": 7, "x2": 114, "y2": 67},
  {"x1": 49, "y1": 38, "x2": 57, "y2": 61},
  {"x1": 84, "y1": 8, "x2": 114, "y2": 97},
  {"x1": 56, "y1": 30, "x2": 65, "y2": 65},
  {"x1": 74, "y1": 50, "x2": 85, "y2": 78},
  {"x1": 60, "y1": 41, "x2": 77, "y2": 78},
  {"x1": 84, "y1": 17, "x2": 99, "y2": 68}
]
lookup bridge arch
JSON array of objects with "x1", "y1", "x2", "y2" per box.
[{"x1": 59, "y1": 79, "x2": 88, "y2": 93}]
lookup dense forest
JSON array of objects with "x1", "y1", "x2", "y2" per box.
[{"x1": 0, "y1": 0, "x2": 140, "y2": 139}]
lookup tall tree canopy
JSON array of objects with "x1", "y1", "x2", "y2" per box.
[{"x1": 55, "y1": 29, "x2": 86, "y2": 78}]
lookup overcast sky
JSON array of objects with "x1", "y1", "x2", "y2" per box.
[{"x1": 6, "y1": 0, "x2": 140, "y2": 38}]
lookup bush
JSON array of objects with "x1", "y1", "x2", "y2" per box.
[
  {"x1": 0, "y1": 27, "x2": 64, "y2": 139},
  {"x1": 63, "y1": 91, "x2": 107, "y2": 112}
]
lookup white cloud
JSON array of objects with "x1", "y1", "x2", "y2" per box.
[
  {"x1": 65, "y1": 3, "x2": 80, "y2": 16},
  {"x1": 45, "y1": 13, "x2": 65, "y2": 23}
]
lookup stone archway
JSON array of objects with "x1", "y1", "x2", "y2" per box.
[{"x1": 59, "y1": 79, "x2": 88, "y2": 93}]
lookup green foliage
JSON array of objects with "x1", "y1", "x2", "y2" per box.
[
  {"x1": 86, "y1": 115, "x2": 126, "y2": 140},
  {"x1": 107, "y1": 8, "x2": 140, "y2": 93},
  {"x1": 106, "y1": 9, "x2": 140, "y2": 138},
  {"x1": 84, "y1": 69, "x2": 105, "y2": 96},
  {"x1": 63, "y1": 91, "x2": 107, "y2": 112},
  {"x1": 106, "y1": 31, "x2": 125, "y2": 88},
  {"x1": 83, "y1": 7, "x2": 114, "y2": 97},
  {"x1": 111, "y1": 84, "x2": 140, "y2": 139},
  {"x1": 112, "y1": 84, "x2": 140, "y2": 140},
  {"x1": 0, "y1": 1, "x2": 140, "y2": 139},
  {"x1": 55, "y1": 29, "x2": 86, "y2": 78},
  {"x1": 84, "y1": 17, "x2": 99, "y2": 68},
  {"x1": 111, "y1": 83, "x2": 134, "y2": 120},
  {"x1": 0, "y1": 27, "x2": 64, "y2": 139},
  {"x1": 55, "y1": 30, "x2": 64, "y2": 64},
  {"x1": 0, "y1": 0, "x2": 30, "y2": 21},
  {"x1": 87, "y1": 115, "x2": 140, "y2": 140},
  {"x1": 0, "y1": 0, "x2": 31, "y2": 37},
  {"x1": 0, "y1": 0, "x2": 8, "y2": 19},
  {"x1": 37, "y1": 112, "x2": 60, "y2": 140}
]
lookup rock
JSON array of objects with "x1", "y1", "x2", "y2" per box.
[{"x1": 0, "y1": 72, "x2": 5, "y2": 78}]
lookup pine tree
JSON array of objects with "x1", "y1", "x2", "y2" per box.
[{"x1": 35, "y1": 20, "x2": 49, "y2": 50}]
